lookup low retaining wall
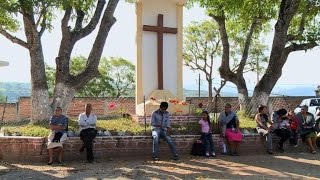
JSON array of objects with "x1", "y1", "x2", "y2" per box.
[
  {"x1": 0, "y1": 134, "x2": 307, "y2": 162},
  {"x1": 131, "y1": 115, "x2": 200, "y2": 124}
]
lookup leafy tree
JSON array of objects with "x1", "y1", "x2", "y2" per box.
[
  {"x1": 183, "y1": 20, "x2": 221, "y2": 101},
  {"x1": 190, "y1": 0, "x2": 320, "y2": 113},
  {"x1": 108, "y1": 57, "x2": 135, "y2": 97},
  {"x1": 183, "y1": 20, "x2": 268, "y2": 103},
  {"x1": 0, "y1": 0, "x2": 120, "y2": 122},
  {"x1": 46, "y1": 56, "x2": 115, "y2": 97}
]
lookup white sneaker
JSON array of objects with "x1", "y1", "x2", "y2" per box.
[
  {"x1": 205, "y1": 152, "x2": 210, "y2": 157},
  {"x1": 293, "y1": 144, "x2": 298, "y2": 148},
  {"x1": 212, "y1": 152, "x2": 216, "y2": 157}
]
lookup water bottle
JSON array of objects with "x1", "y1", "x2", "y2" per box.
[{"x1": 231, "y1": 125, "x2": 235, "y2": 132}]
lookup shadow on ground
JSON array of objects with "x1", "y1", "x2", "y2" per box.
[{"x1": 1, "y1": 152, "x2": 319, "y2": 179}]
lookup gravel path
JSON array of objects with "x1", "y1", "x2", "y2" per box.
[{"x1": 1, "y1": 152, "x2": 319, "y2": 179}]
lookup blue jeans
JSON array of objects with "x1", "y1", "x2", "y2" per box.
[
  {"x1": 202, "y1": 133, "x2": 215, "y2": 153},
  {"x1": 256, "y1": 127, "x2": 273, "y2": 151},
  {"x1": 152, "y1": 129, "x2": 177, "y2": 157}
]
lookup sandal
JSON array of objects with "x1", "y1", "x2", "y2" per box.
[{"x1": 311, "y1": 150, "x2": 316, "y2": 154}]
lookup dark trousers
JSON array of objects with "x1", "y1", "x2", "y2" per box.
[
  {"x1": 80, "y1": 128, "x2": 97, "y2": 161},
  {"x1": 274, "y1": 129, "x2": 291, "y2": 149},
  {"x1": 289, "y1": 131, "x2": 298, "y2": 145},
  {"x1": 201, "y1": 133, "x2": 215, "y2": 154}
]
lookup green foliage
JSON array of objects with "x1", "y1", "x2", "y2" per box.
[
  {"x1": 2, "y1": 115, "x2": 257, "y2": 137},
  {"x1": 70, "y1": 56, "x2": 115, "y2": 97},
  {"x1": 108, "y1": 57, "x2": 135, "y2": 97},
  {"x1": 45, "y1": 56, "x2": 135, "y2": 98},
  {"x1": 237, "y1": 110, "x2": 256, "y2": 129}
]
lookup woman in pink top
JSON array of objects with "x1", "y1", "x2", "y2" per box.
[{"x1": 199, "y1": 110, "x2": 216, "y2": 157}]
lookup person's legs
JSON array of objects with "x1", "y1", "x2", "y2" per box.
[
  {"x1": 228, "y1": 140, "x2": 235, "y2": 155},
  {"x1": 163, "y1": 130, "x2": 178, "y2": 158},
  {"x1": 234, "y1": 141, "x2": 240, "y2": 155},
  {"x1": 86, "y1": 129, "x2": 96, "y2": 162},
  {"x1": 305, "y1": 137, "x2": 314, "y2": 152},
  {"x1": 48, "y1": 148, "x2": 53, "y2": 164},
  {"x1": 57, "y1": 147, "x2": 63, "y2": 162},
  {"x1": 257, "y1": 128, "x2": 272, "y2": 152},
  {"x1": 275, "y1": 129, "x2": 285, "y2": 152},
  {"x1": 311, "y1": 137, "x2": 317, "y2": 153},
  {"x1": 202, "y1": 134, "x2": 210, "y2": 156},
  {"x1": 207, "y1": 134, "x2": 215, "y2": 155},
  {"x1": 152, "y1": 129, "x2": 160, "y2": 159}
]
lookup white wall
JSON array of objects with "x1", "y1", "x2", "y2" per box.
[{"x1": 141, "y1": 0, "x2": 178, "y2": 97}]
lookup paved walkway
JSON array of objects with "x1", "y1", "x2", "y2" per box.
[{"x1": 1, "y1": 152, "x2": 319, "y2": 179}]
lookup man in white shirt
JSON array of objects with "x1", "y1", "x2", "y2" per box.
[{"x1": 78, "y1": 103, "x2": 97, "y2": 163}]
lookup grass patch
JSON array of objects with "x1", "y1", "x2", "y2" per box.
[{"x1": 0, "y1": 113, "x2": 257, "y2": 137}]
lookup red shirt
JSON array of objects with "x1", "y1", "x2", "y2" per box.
[{"x1": 289, "y1": 116, "x2": 299, "y2": 131}]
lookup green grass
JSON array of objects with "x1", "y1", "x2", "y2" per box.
[{"x1": 0, "y1": 113, "x2": 257, "y2": 137}]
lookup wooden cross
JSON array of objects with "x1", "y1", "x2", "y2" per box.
[{"x1": 143, "y1": 14, "x2": 177, "y2": 90}]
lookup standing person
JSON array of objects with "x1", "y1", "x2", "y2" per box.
[
  {"x1": 218, "y1": 103, "x2": 242, "y2": 156},
  {"x1": 288, "y1": 110, "x2": 299, "y2": 147},
  {"x1": 255, "y1": 105, "x2": 274, "y2": 154},
  {"x1": 199, "y1": 110, "x2": 216, "y2": 157},
  {"x1": 47, "y1": 107, "x2": 68, "y2": 165},
  {"x1": 272, "y1": 108, "x2": 291, "y2": 153},
  {"x1": 151, "y1": 102, "x2": 179, "y2": 161},
  {"x1": 78, "y1": 103, "x2": 97, "y2": 163},
  {"x1": 296, "y1": 105, "x2": 317, "y2": 154}
]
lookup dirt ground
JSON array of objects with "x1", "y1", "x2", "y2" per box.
[{"x1": 0, "y1": 152, "x2": 319, "y2": 180}]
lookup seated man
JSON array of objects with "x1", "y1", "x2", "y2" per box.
[
  {"x1": 47, "y1": 107, "x2": 68, "y2": 165},
  {"x1": 78, "y1": 103, "x2": 97, "y2": 163},
  {"x1": 151, "y1": 102, "x2": 179, "y2": 161}
]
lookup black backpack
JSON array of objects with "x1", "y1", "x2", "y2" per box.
[{"x1": 191, "y1": 139, "x2": 205, "y2": 156}]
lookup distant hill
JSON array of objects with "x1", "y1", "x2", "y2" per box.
[
  {"x1": 0, "y1": 82, "x2": 31, "y2": 103},
  {"x1": 0, "y1": 82, "x2": 317, "y2": 103}
]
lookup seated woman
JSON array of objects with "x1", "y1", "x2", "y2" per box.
[
  {"x1": 296, "y1": 105, "x2": 317, "y2": 154},
  {"x1": 271, "y1": 108, "x2": 291, "y2": 153},
  {"x1": 47, "y1": 107, "x2": 68, "y2": 165},
  {"x1": 218, "y1": 103, "x2": 242, "y2": 156},
  {"x1": 199, "y1": 110, "x2": 215, "y2": 157},
  {"x1": 255, "y1": 105, "x2": 274, "y2": 154}
]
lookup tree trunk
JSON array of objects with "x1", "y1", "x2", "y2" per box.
[
  {"x1": 51, "y1": 82, "x2": 76, "y2": 116},
  {"x1": 245, "y1": 0, "x2": 300, "y2": 115},
  {"x1": 29, "y1": 47, "x2": 51, "y2": 123},
  {"x1": 236, "y1": 78, "x2": 249, "y2": 111}
]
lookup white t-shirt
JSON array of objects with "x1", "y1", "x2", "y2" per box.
[{"x1": 78, "y1": 112, "x2": 97, "y2": 131}]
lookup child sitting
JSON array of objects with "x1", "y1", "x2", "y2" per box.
[
  {"x1": 288, "y1": 110, "x2": 299, "y2": 147},
  {"x1": 199, "y1": 110, "x2": 216, "y2": 157}
]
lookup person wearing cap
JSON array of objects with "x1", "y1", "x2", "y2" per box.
[
  {"x1": 296, "y1": 105, "x2": 317, "y2": 154},
  {"x1": 271, "y1": 108, "x2": 291, "y2": 153},
  {"x1": 151, "y1": 102, "x2": 179, "y2": 161}
]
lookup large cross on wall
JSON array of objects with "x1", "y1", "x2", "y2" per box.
[{"x1": 143, "y1": 14, "x2": 177, "y2": 90}]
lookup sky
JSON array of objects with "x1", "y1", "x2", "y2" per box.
[{"x1": 0, "y1": 1, "x2": 319, "y2": 94}]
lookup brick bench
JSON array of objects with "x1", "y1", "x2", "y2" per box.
[{"x1": 0, "y1": 134, "x2": 312, "y2": 162}]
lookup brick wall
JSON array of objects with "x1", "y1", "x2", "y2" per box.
[
  {"x1": 0, "y1": 96, "x2": 314, "y2": 122},
  {"x1": 0, "y1": 103, "x2": 18, "y2": 122},
  {"x1": 186, "y1": 96, "x2": 313, "y2": 113},
  {"x1": 0, "y1": 134, "x2": 307, "y2": 162}
]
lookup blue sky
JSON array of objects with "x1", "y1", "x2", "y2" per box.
[{"x1": 0, "y1": 1, "x2": 319, "y2": 95}]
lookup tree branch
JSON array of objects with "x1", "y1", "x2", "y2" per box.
[
  {"x1": 77, "y1": 0, "x2": 106, "y2": 39},
  {"x1": 237, "y1": 18, "x2": 258, "y2": 75},
  {"x1": 72, "y1": 0, "x2": 119, "y2": 89},
  {"x1": 74, "y1": 10, "x2": 85, "y2": 31},
  {"x1": 0, "y1": 28, "x2": 30, "y2": 49},
  {"x1": 61, "y1": 7, "x2": 72, "y2": 35},
  {"x1": 209, "y1": 14, "x2": 236, "y2": 82},
  {"x1": 286, "y1": 41, "x2": 318, "y2": 53}
]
